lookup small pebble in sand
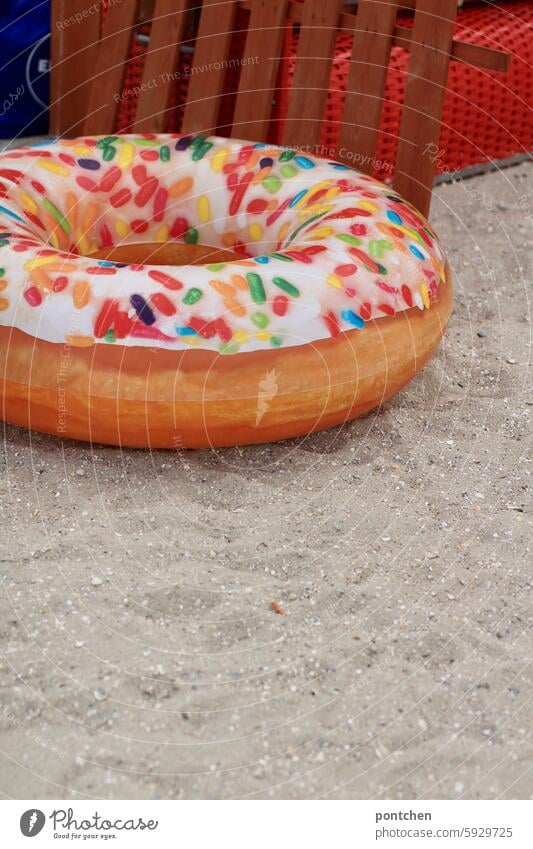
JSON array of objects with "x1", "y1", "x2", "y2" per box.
[
  {"x1": 271, "y1": 601, "x2": 285, "y2": 615},
  {"x1": 91, "y1": 576, "x2": 103, "y2": 587}
]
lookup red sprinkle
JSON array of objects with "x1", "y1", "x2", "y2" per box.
[
  {"x1": 216, "y1": 318, "x2": 232, "y2": 343},
  {"x1": 350, "y1": 223, "x2": 368, "y2": 236},
  {"x1": 273, "y1": 295, "x2": 289, "y2": 317},
  {"x1": 94, "y1": 299, "x2": 119, "y2": 338},
  {"x1": 247, "y1": 198, "x2": 269, "y2": 215},
  {"x1": 401, "y1": 284, "x2": 413, "y2": 307},
  {"x1": 148, "y1": 269, "x2": 183, "y2": 290},
  {"x1": 153, "y1": 187, "x2": 168, "y2": 222},
  {"x1": 140, "y1": 149, "x2": 159, "y2": 161},
  {"x1": 100, "y1": 224, "x2": 113, "y2": 247},
  {"x1": 135, "y1": 177, "x2": 158, "y2": 207},
  {"x1": 335, "y1": 263, "x2": 358, "y2": 277},
  {"x1": 359, "y1": 302, "x2": 372, "y2": 321},
  {"x1": 324, "y1": 310, "x2": 340, "y2": 338},
  {"x1": 131, "y1": 219, "x2": 149, "y2": 233},
  {"x1": 24, "y1": 286, "x2": 42, "y2": 306},
  {"x1": 85, "y1": 266, "x2": 117, "y2": 275},
  {"x1": 188, "y1": 316, "x2": 217, "y2": 338},
  {"x1": 99, "y1": 165, "x2": 122, "y2": 192},
  {"x1": 150, "y1": 292, "x2": 176, "y2": 316},
  {"x1": 76, "y1": 175, "x2": 99, "y2": 193},
  {"x1": 170, "y1": 217, "x2": 188, "y2": 239},
  {"x1": 53, "y1": 276, "x2": 68, "y2": 292},
  {"x1": 110, "y1": 188, "x2": 132, "y2": 208},
  {"x1": 113, "y1": 311, "x2": 134, "y2": 338},
  {"x1": 378, "y1": 303, "x2": 395, "y2": 316},
  {"x1": 132, "y1": 164, "x2": 148, "y2": 185}
]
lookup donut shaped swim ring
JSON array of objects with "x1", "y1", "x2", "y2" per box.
[{"x1": 0, "y1": 134, "x2": 452, "y2": 448}]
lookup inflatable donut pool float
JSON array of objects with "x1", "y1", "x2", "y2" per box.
[{"x1": 0, "y1": 135, "x2": 452, "y2": 448}]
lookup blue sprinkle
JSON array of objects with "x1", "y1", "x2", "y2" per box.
[
  {"x1": 254, "y1": 143, "x2": 267, "y2": 149},
  {"x1": 0, "y1": 205, "x2": 24, "y2": 222},
  {"x1": 289, "y1": 189, "x2": 308, "y2": 208},
  {"x1": 97, "y1": 260, "x2": 117, "y2": 267},
  {"x1": 254, "y1": 256, "x2": 270, "y2": 264},
  {"x1": 260, "y1": 157, "x2": 274, "y2": 169},
  {"x1": 130, "y1": 294, "x2": 155, "y2": 325},
  {"x1": 30, "y1": 138, "x2": 57, "y2": 147},
  {"x1": 409, "y1": 244, "x2": 425, "y2": 260},
  {"x1": 294, "y1": 156, "x2": 315, "y2": 169},
  {"x1": 329, "y1": 162, "x2": 350, "y2": 170},
  {"x1": 176, "y1": 326, "x2": 197, "y2": 336},
  {"x1": 387, "y1": 210, "x2": 403, "y2": 225},
  {"x1": 341, "y1": 310, "x2": 365, "y2": 329},
  {"x1": 175, "y1": 136, "x2": 192, "y2": 151},
  {"x1": 78, "y1": 158, "x2": 101, "y2": 170}
]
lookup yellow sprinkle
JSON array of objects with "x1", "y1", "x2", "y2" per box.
[
  {"x1": 25, "y1": 255, "x2": 61, "y2": 270},
  {"x1": 357, "y1": 201, "x2": 379, "y2": 212},
  {"x1": 235, "y1": 330, "x2": 249, "y2": 343},
  {"x1": 73, "y1": 280, "x2": 90, "y2": 309},
  {"x1": 421, "y1": 283, "x2": 430, "y2": 309},
  {"x1": 73, "y1": 145, "x2": 92, "y2": 156},
  {"x1": 115, "y1": 219, "x2": 128, "y2": 238},
  {"x1": 37, "y1": 160, "x2": 69, "y2": 176},
  {"x1": 301, "y1": 180, "x2": 331, "y2": 206},
  {"x1": 324, "y1": 186, "x2": 341, "y2": 200},
  {"x1": 327, "y1": 274, "x2": 343, "y2": 289},
  {"x1": 198, "y1": 195, "x2": 210, "y2": 223},
  {"x1": 255, "y1": 331, "x2": 271, "y2": 341},
  {"x1": 0, "y1": 297, "x2": 9, "y2": 311},
  {"x1": 155, "y1": 224, "x2": 169, "y2": 243},
  {"x1": 211, "y1": 148, "x2": 229, "y2": 173},
  {"x1": 76, "y1": 232, "x2": 91, "y2": 255},
  {"x1": 311, "y1": 226, "x2": 334, "y2": 240},
  {"x1": 20, "y1": 192, "x2": 38, "y2": 214},
  {"x1": 118, "y1": 142, "x2": 135, "y2": 169},
  {"x1": 65, "y1": 335, "x2": 94, "y2": 347},
  {"x1": 169, "y1": 176, "x2": 193, "y2": 198},
  {"x1": 48, "y1": 231, "x2": 59, "y2": 249},
  {"x1": 249, "y1": 223, "x2": 263, "y2": 241}
]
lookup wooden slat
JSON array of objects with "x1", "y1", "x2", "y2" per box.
[
  {"x1": 50, "y1": 0, "x2": 101, "y2": 136},
  {"x1": 339, "y1": 0, "x2": 399, "y2": 173},
  {"x1": 238, "y1": 3, "x2": 509, "y2": 73},
  {"x1": 134, "y1": 0, "x2": 189, "y2": 133},
  {"x1": 181, "y1": 0, "x2": 239, "y2": 135},
  {"x1": 394, "y1": 0, "x2": 458, "y2": 216},
  {"x1": 84, "y1": 1, "x2": 139, "y2": 135},
  {"x1": 231, "y1": 0, "x2": 290, "y2": 142},
  {"x1": 282, "y1": 0, "x2": 343, "y2": 152}
]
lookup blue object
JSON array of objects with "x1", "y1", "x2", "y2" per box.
[{"x1": 0, "y1": 1, "x2": 50, "y2": 138}]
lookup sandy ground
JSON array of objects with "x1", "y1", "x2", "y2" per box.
[{"x1": 0, "y1": 160, "x2": 531, "y2": 801}]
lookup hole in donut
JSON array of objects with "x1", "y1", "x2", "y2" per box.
[{"x1": 88, "y1": 241, "x2": 248, "y2": 267}]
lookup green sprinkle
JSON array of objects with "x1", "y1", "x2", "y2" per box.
[
  {"x1": 190, "y1": 135, "x2": 207, "y2": 149},
  {"x1": 246, "y1": 272, "x2": 266, "y2": 304},
  {"x1": 192, "y1": 141, "x2": 213, "y2": 161},
  {"x1": 0, "y1": 240, "x2": 8, "y2": 248},
  {"x1": 160, "y1": 145, "x2": 170, "y2": 162},
  {"x1": 279, "y1": 149, "x2": 296, "y2": 162},
  {"x1": 335, "y1": 233, "x2": 362, "y2": 246},
  {"x1": 185, "y1": 227, "x2": 198, "y2": 244},
  {"x1": 43, "y1": 199, "x2": 71, "y2": 234},
  {"x1": 262, "y1": 175, "x2": 282, "y2": 194},
  {"x1": 285, "y1": 212, "x2": 325, "y2": 244},
  {"x1": 97, "y1": 136, "x2": 118, "y2": 148},
  {"x1": 102, "y1": 145, "x2": 116, "y2": 162},
  {"x1": 271, "y1": 252, "x2": 294, "y2": 263},
  {"x1": 0, "y1": 268, "x2": 5, "y2": 277},
  {"x1": 183, "y1": 287, "x2": 203, "y2": 305},
  {"x1": 369, "y1": 239, "x2": 384, "y2": 259},
  {"x1": 280, "y1": 164, "x2": 298, "y2": 178},
  {"x1": 206, "y1": 263, "x2": 226, "y2": 272},
  {"x1": 104, "y1": 329, "x2": 116, "y2": 343},
  {"x1": 270, "y1": 335, "x2": 283, "y2": 347},
  {"x1": 251, "y1": 311, "x2": 269, "y2": 329},
  {"x1": 135, "y1": 138, "x2": 161, "y2": 147},
  {"x1": 272, "y1": 276, "x2": 300, "y2": 297}
]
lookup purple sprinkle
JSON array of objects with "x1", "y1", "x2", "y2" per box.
[
  {"x1": 260, "y1": 157, "x2": 274, "y2": 169},
  {"x1": 175, "y1": 136, "x2": 192, "y2": 151},
  {"x1": 129, "y1": 294, "x2": 155, "y2": 325},
  {"x1": 78, "y1": 158, "x2": 101, "y2": 170}
]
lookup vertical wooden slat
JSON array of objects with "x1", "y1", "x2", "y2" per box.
[
  {"x1": 394, "y1": 0, "x2": 458, "y2": 216},
  {"x1": 231, "y1": 0, "x2": 290, "y2": 142},
  {"x1": 282, "y1": 0, "x2": 342, "y2": 153},
  {"x1": 181, "y1": 0, "x2": 239, "y2": 135},
  {"x1": 134, "y1": 0, "x2": 189, "y2": 133},
  {"x1": 50, "y1": 0, "x2": 101, "y2": 136},
  {"x1": 83, "y1": 1, "x2": 140, "y2": 135},
  {"x1": 339, "y1": 0, "x2": 399, "y2": 173}
]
